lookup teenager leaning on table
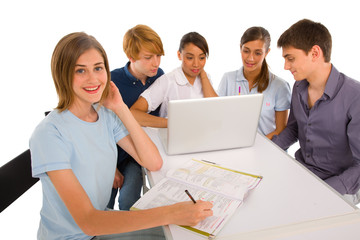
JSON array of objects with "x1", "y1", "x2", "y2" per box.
[
  {"x1": 217, "y1": 26, "x2": 291, "y2": 140},
  {"x1": 130, "y1": 31, "x2": 218, "y2": 128},
  {"x1": 29, "y1": 32, "x2": 213, "y2": 240},
  {"x1": 272, "y1": 19, "x2": 360, "y2": 205}
]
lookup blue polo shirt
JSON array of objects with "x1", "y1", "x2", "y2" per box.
[{"x1": 111, "y1": 62, "x2": 164, "y2": 164}]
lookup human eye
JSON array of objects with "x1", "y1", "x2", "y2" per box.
[
  {"x1": 95, "y1": 66, "x2": 103, "y2": 71},
  {"x1": 75, "y1": 68, "x2": 85, "y2": 74},
  {"x1": 287, "y1": 57, "x2": 294, "y2": 62},
  {"x1": 256, "y1": 51, "x2": 263, "y2": 56}
]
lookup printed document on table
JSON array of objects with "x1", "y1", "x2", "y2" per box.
[{"x1": 131, "y1": 159, "x2": 262, "y2": 238}]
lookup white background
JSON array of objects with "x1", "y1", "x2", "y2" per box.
[{"x1": 1, "y1": 0, "x2": 359, "y2": 238}]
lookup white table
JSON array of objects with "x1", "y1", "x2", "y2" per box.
[{"x1": 144, "y1": 127, "x2": 360, "y2": 239}]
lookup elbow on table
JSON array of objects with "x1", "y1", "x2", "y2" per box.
[{"x1": 146, "y1": 155, "x2": 163, "y2": 172}]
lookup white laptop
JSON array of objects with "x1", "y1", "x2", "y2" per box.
[{"x1": 158, "y1": 94, "x2": 263, "y2": 155}]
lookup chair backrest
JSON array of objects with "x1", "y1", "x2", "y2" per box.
[{"x1": 0, "y1": 149, "x2": 39, "y2": 212}]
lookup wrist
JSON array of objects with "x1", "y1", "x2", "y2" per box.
[{"x1": 113, "y1": 103, "x2": 130, "y2": 118}]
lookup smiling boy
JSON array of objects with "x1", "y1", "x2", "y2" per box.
[{"x1": 272, "y1": 19, "x2": 360, "y2": 205}]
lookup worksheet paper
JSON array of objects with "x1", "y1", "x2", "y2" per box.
[{"x1": 131, "y1": 159, "x2": 262, "y2": 238}]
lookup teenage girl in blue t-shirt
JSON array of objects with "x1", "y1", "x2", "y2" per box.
[{"x1": 30, "y1": 32, "x2": 213, "y2": 240}]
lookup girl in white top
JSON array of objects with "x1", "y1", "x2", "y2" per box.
[
  {"x1": 218, "y1": 27, "x2": 291, "y2": 139},
  {"x1": 131, "y1": 32, "x2": 218, "y2": 128},
  {"x1": 30, "y1": 32, "x2": 213, "y2": 240}
]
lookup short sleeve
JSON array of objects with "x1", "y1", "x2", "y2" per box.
[
  {"x1": 274, "y1": 79, "x2": 291, "y2": 111},
  {"x1": 141, "y1": 75, "x2": 168, "y2": 112},
  {"x1": 30, "y1": 122, "x2": 72, "y2": 178},
  {"x1": 107, "y1": 108, "x2": 129, "y2": 143},
  {"x1": 217, "y1": 73, "x2": 228, "y2": 96}
]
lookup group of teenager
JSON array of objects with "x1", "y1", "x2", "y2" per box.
[{"x1": 29, "y1": 18, "x2": 360, "y2": 239}]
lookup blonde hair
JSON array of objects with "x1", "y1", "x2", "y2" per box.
[
  {"x1": 51, "y1": 32, "x2": 111, "y2": 112},
  {"x1": 123, "y1": 24, "x2": 164, "y2": 60}
]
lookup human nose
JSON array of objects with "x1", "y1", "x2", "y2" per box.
[
  {"x1": 152, "y1": 55, "x2": 161, "y2": 67},
  {"x1": 193, "y1": 58, "x2": 199, "y2": 67},
  {"x1": 284, "y1": 60, "x2": 290, "y2": 70},
  {"x1": 87, "y1": 70, "x2": 97, "y2": 82},
  {"x1": 247, "y1": 53, "x2": 254, "y2": 61}
]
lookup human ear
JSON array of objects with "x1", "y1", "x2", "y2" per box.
[
  {"x1": 177, "y1": 51, "x2": 182, "y2": 61},
  {"x1": 265, "y1": 48, "x2": 271, "y2": 57},
  {"x1": 310, "y1": 45, "x2": 322, "y2": 61}
]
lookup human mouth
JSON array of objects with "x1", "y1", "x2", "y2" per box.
[
  {"x1": 191, "y1": 69, "x2": 200, "y2": 74},
  {"x1": 245, "y1": 62, "x2": 255, "y2": 68},
  {"x1": 84, "y1": 85, "x2": 100, "y2": 93}
]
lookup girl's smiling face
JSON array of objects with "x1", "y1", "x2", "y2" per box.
[
  {"x1": 241, "y1": 39, "x2": 268, "y2": 76},
  {"x1": 72, "y1": 48, "x2": 107, "y2": 108}
]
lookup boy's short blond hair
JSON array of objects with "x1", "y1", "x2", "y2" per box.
[{"x1": 123, "y1": 24, "x2": 164, "y2": 60}]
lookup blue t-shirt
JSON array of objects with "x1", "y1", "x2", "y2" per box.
[
  {"x1": 218, "y1": 67, "x2": 291, "y2": 135},
  {"x1": 30, "y1": 106, "x2": 129, "y2": 240},
  {"x1": 111, "y1": 62, "x2": 164, "y2": 163}
]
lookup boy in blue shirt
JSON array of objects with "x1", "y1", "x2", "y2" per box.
[{"x1": 108, "y1": 24, "x2": 165, "y2": 210}]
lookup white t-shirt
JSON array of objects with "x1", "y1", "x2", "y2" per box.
[
  {"x1": 30, "y1": 105, "x2": 128, "y2": 240},
  {"x1": 140, "y1": 67, "x2": 210, "y2": 117}
]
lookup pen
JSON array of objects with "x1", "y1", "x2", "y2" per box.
[
  {"x1": 239, "y1": 86, "x2": 241, "y2": 95},
  {"x1": 201, "y1": 159, "x2": 217, "y2": 165},
  {"x1": 185, "y1": 190, "x2": 196, "y2": 204}
]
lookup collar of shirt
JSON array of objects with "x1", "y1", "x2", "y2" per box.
[
  {"x1": 124, "y1": 62, "x2": 138, "y2": 82},
  {"x1": 235, "y1": 67, "x2": 248, "y2": 83},
  {"x1": 174, "y1": 66, "x2": 199, "y2": 86},
  {"x1": 324, "y1": 65, "x2": 341, "y2": 100},
  {"x1": 235, "y1": 66, "x2": 260, "y2": 94},
  {"x1": 124, "y1": 61, "x2": 153, "y2": 86},
  {"x1": 296, "y1": 64, "x2": 340, "y2": 106}
]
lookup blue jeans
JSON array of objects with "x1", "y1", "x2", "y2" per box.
[{"x1": 107, "y1": 156, "x2": 143, "y2": 210}]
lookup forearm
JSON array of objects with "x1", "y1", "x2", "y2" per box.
[
  {"x1": 114, "y1": 105, "x2": 162, "y2": 170},
  {"x1": 267, "y1": 110, "x2": 288, "y2": 140},
  {"x1": 266, "y1": 124, "x2": 287, "y2": 140},
  {"x1": 325, "y1": 162, "x2": 360, "y2": 195},
  {"x1": 83, "y1": 206, "x2": 172, "y2": 236},
  {"x1": 200, "y1": 72, "x2": 218, "y2": 97},
  {"x1": 130, "y1": 109, "x2": 168, "y2": 128}
]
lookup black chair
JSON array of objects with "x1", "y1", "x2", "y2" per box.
[{"x1": 0, "y1": 149, "x2": 39, "y2": 212}]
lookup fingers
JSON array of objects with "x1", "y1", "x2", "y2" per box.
[
  {"x1": 113, "y1": 170, "x2": 124, "y2": 189},
  {"x1": 170, "y1": 200, "x2": 213, "y2": 226},
  {"x1": 118, "y1": 174, "x2": 124, "y2": 189},
  {"x1": 196, "y1": 199, "x2": 213, "y2": 210},
  {"x1": 194, "y1": 200, "x2": 214, "y2": 221}
]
